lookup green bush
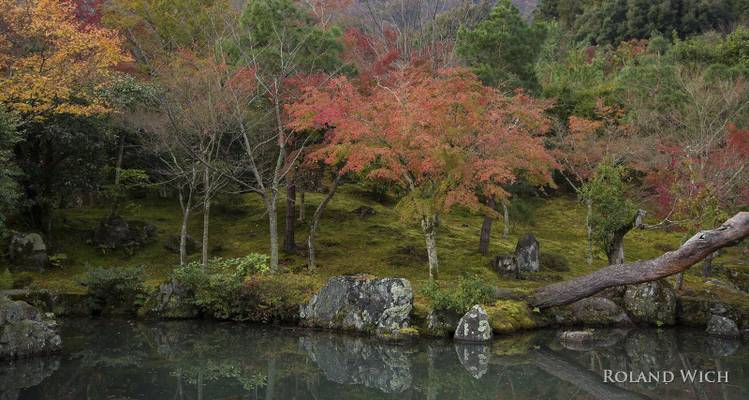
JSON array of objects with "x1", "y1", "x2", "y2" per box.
[
  {"x1": 0, "y1": 269, "x2": 12, "y2": 290},
  {"x1": 539, "y1": 252, "x2": 570, "y2": 272},
  {"x1": 422, "y1": 274, "x2": 494, "y2": 314},
  {"x1": 79, "y1": 266, "x2": 146, "y2": 316},
  {"x1": 171, "y1": 254, "x2": 309, "y2": 321}
]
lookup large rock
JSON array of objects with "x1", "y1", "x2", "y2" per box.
[
  {"x1": 300, "y1": 275, "x2": 413, "y2": 335},
  {"x1": 163, "y1": 235, "x2": 201, "y2": 255},
  {"x1": 8, "y1": 233, "x2": 48, "y2": 271},
  {"x1": 145, "y1": 279, "x2": 199, "y2": 319},
  {"x1": 623, "y1": 280, "x2": 676, "y2": 326},
  {"x1": 515, "y1": 233, "x2": 539, "y2": 273},
  {"x1": 425, "y1": 309, "x2": 461, "y2": 337},
  {"x1": 454, "y1": 305, "x2": 493, "y2": 342},
  {"x1": 570, "y1": 297, "x2": 632, "y2": 326},
  {"x1": 92, "y1": 216, "x2": 157, "y2": 253},
  {"x1": 706, "y1": 315, "x2": 740, "y2": 338},
  {"x1": 0, "y1": 297, "x2": 61, "y2": 360}
]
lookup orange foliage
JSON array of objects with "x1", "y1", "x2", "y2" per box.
[
  {"x1": 0, "y1": 0, "x2": 130, "y2": 121},
  {"x1": 287, "y1": 65, "x2": 556, "y2": 214}
]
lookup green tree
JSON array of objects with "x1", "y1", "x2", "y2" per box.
[
  {"x1": 0, "y1": 106, "x2": 21, "y2": 237},
  {"x1": 456, "y1": 0, "x2": 546, "y2": 90},
  {"x1": 582, "y1": 160, "x2": 643, "y2": 265}
]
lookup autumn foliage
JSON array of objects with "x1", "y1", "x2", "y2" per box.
[{"x1": 0, "y1": 0, "x2": 130, "y2": 121}]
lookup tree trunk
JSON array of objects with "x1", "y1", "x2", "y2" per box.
[
  {"x1": 308, "y1": 175, "x2": 341, "y2": 270},
  {"x1": 267, "y1": 194, "x2": 279, "y2": 272},
  {"x1": 531, "y1": 212, "x2": 749, "y2": 309},
  {"x1": 479, "y1": 198, "x2": 496, "y2": 255},
  {"x1": 604, "y1": 209, "x2": 646, "y2": 265},
  {"x1": 283, "y1": 179, "x2": 296, "y2": 253},
  {"x1": 202, "y1": 202, "x2": 210, "y2": 269},
  {"x1": 178, "y1": 193, "x2": 192, "y2": 267},
  {"x1": 586, "y1": 198, "x2": 593, "y2": 265},
  {"x1": 110, "y1": 132, "x2": 126, "y2": 218},
  {"x1": 502, "y1": 200, "x2": 509, "y2": 240},
  {"x1": 422, "y1": 214, "x2": 440, "y2": 281},
  {"x1": 702, "y1": 251, "x2": 718, "y2": 277},
  {"x1": 298, "y1": 190, "x2": 305, "y2": 222}
]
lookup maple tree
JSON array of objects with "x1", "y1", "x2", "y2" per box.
[
  {"x1": 0, "y1": 0, "x2": 130, "y2": 122},
  {"x1": 288, "y1": 65, "x2": 556, "y2": 280}
]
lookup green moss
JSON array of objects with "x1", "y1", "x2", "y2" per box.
[
  {"x1": 485, "y1": 300, "x2": 536, "y2": 334},
  {"x1": 25, "y1": 188, "x2": 742, "y2": 313}
]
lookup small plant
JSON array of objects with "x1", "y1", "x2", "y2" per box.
[
  {"x1": 48, "y1": 253, "x2": 68, "y2": 268},
  {"x1": 0, "y1": 268, "x2": 12, "y2": 290},
  {"x1": 423, "y1": 274, "x2": 494, "y2": 313},
  {"x1": 79, "y1": 266, "x2": 146, "y2": 316}
]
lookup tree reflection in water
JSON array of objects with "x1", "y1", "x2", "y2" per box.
[{"x1": 4, "y1": 320, "x2": 747, "y2": 400}]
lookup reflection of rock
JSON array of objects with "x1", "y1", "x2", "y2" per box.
[
  {"x1": 0, "y1": 357, "x2": 59, "y2": 400},
  {"x1": 706, "y1": 315, "x2": 740, "y2": 338},
  {"x1": 301, "y1": 334, "x2": 412, "y2": 393},
  {"x1": 705, "y1": 336, "x2": 740, "y2": 357},
  {"x1": 454, "y1": 305, "x2": 492, "y2": 342},
  {"x1": 624, "y1": 330, "x2": 678, "y2": 378},
  {"x1": 300, "y1": 275, "x2": 412, "y2": 335},
  {"x1": 571, "y1": 297, "x2": 632, "y2": 327},
  {"x1": 0, "y1": 298, "x2": 61, "y2": 359},
  {"x1": 623, "y1": 280, "x2": 676, "y2": 326},
  {"x1": 454, "y1": 342, "x2": 490, "y2": 379},
  {"x1": 558, "y1": 329, "x2": 629, "y2": 351}
]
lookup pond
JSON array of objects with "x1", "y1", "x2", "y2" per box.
[{"x1": 3, "y1": 320, "x2": 748, "y2": 399}]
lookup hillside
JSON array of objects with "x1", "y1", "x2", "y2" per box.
[{"x1": 26, "y1": 188, "x2": 747, "y2": 299}]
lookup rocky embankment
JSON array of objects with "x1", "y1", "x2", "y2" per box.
[{"x1": 1, "y1": 297, "x2": 61, "y2": 360}]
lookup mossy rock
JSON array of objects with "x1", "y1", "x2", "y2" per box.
[{"x1": 485, "y1": 300, "x2": 536, "y2": 334}]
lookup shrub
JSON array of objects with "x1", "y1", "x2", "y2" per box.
[
  {"x1": 79, "y1": 266, "x2": 146, "y2": 316},
  {"x1": 0, "y1": 269, "x2": 12, "y2": 290},
  {"x1": 539, "y1": 252, "x2": 570, "y2": 272},
  {"x1": 422, "y1": 274, "x2": 494, "y2": 313},
  {"x1": 11, "y1": 272, "x2": 33, "y2": 289},
  {"x1": 171, "y1": 254, "x2": 307, "y2": 321}
]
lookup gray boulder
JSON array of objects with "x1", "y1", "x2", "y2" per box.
[
  {"x1": 706, "y1": 315, "x2": 740, "y2": 338},
  {"x1": 425, "y1": 309, "x2": 461, "y2": 337},
  {"x1": 559, "y1": 330, "x2": 595, "y2": 343},
  {"x1": 570, "y1": 297, "x2": 632, "y2": 326},
  {"x1": 93, "y1": 217, "x2": 157, "y2": 253},
  {"x1": 454, "y1": 305, "x2": 492, "y2": 342},
  {"x1": 515, "y1": 233, "x2": 539, "y2": 273},
  {"x1": 491, "y1": 254, "x2": 518, "y2": 278},
  {"x1": 300, "y1": 275, "x2": 413, "y2": 335},
  {"x1": 8, "y1": 233, "x2": 48, "y2": 271},
  {"x1": 163, "y1": 235, "x2": 201, "y2": 255},
  {"x1": 454, "y1": 343, "x2": 491, "y2": 379},
  {"x1": 0, "y1": 297, "x2": 61, "y2": 359},
  {"x1": 623, "y1": 280, "x2": 677, "y2": 326},
  {"x1": 146, "y1": 279, "x2": 199, "y2": 319}
]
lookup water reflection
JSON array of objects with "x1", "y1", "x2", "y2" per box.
[{"x1": 3, "y1": 320, "x2": 747, "y2": 399}]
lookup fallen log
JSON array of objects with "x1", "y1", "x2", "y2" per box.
[{"x1": 531, "y1": 212, "x2": 749, "y2": 309}]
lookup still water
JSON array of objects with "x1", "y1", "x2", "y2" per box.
[{"x1": 3, "y1": 319, "x2": 748, "y2": 399}]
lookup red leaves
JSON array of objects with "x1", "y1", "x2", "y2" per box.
[{"x1": 287, "y1": 64, "x2": 555, "y2": 213}]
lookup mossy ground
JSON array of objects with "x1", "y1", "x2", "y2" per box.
[{"x1": 13, "y1": 187, "x2": 748, "y2": 311}]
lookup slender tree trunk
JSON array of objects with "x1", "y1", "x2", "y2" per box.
[
  {"x1": 606, "y1": 234, "x2": 626, "y2": 265},
  {"x1": 502, "y1": 200, "x2": 509, "y2": 240},
  {"x1": 110, "y1": 133, "x2": 126, "y2": 218},
  {"x1": 283, "y1": 179, "x2": 297, "y2": 253},
  {"x1": 531, "y1": 212, "x2": 749, "y2": 309},
  {"x1": 479, "y1": 198, "x2": 496, "y2": 255},
  {"x1": 308, "y1": 175, "x2": 341, "y2": 270},
  {"x1": 298, "y1": 191, "x2": 305, "y2": 222},
  {"x1": 178, "y1": 192, "x2": 192, "y2": 267},
  {"x1": 586, "y1": 198, "x2": 593, "y2": 265},
  {"x1": 267, "y1": 193, "x2": 279, "y2": 272},
  {"x1": 422, "y1": 214, "x2": 440, "y2": 281},
  {"x1": 202, "y1": 167, "x2": 210, "y2": 269}
]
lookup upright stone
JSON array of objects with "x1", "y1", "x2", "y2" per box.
[
  {"x1": 515, "y1": 234, "x2": 539, "y2": 273},
  {"x1": 454, "y1": 305, "x2": 493, "y2": 342},
  {"x1": 623, "y1": 280, "x2": 677, "y2": 326},
  {"x1": 706, "y1": 315, "x2": 740, "y2": 338}
]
